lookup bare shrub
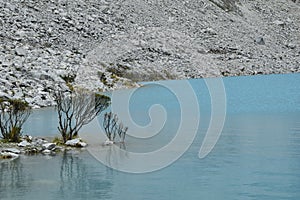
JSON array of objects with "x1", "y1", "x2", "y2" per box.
[{"x1": 55, "y1": 90, "x2": 110, "y2": 143}]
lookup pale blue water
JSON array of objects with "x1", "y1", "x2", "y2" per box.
[{"x1": 1, "y1": 73, "x2": 300, "y2": 199}]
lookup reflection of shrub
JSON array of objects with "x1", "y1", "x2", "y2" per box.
[
  {"x1": 55, "y1": 90, "x2": 110, "y2": 143},
  {"x1": 103, "y1": 112, "x2": 128, "y2": 143},
  {"x1": 0, "y1": 98, "x2": 31, "y2": 142}
]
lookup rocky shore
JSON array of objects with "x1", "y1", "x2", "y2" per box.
[
  {"x1": 1, "y1": 0, "x2": 299, "y2": 107},
  {"x1": 0, "y1": 136, "x2": 87, "y2": 160}
]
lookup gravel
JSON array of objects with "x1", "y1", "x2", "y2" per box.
[{"x1": 0, "y1": 0, "x2": 299, "y2": 107}]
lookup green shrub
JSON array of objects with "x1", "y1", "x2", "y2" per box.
[{"x1": 0, "y1": 98, "x2": 31, "y2": 142}]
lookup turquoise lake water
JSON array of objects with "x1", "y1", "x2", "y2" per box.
[{"x1": 1, "y1": 73, "x2": 300, "y2": 199}]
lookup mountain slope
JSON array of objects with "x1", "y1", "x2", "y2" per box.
[{"x1": 0, "y1": 0, "x2": 299, "y2": 107}]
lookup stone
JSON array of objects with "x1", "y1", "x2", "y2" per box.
[
  {"x1": 255, "y1": 37, "x2": 265, "y2": 45},
  {"x1": 15, "y1": 47, "x2": 27, "y2": 56},
  {"x1": 32, "y1": 96, "x2": 45, "y2": 107},
  {"x1": 0, "y1": 152, "x2": 19, "y2": 159},
  {"x1": 0, "y1": 55, "x2": 4, "y2": 64},
  {"x1": 24, "y1": 147, "x2": 39, "y2": 154},
  {"x1": 42, "y1": 143, "x2": 56, "y2": 150},
  {"x1": 32, "y1": 138, "x2": 47, "y2": 145},
  {"x1": 0, "y1": 91, "x2": 11, "y2": 99},
  {"x1": 78, "y1": 142, "x2": 87, "y2": 147},
  {"x1": 104, "y1": 140, "x2": 114, "y2": 145},
  {"x1": 18, "y1": 140, "x2": 32, "y2": 147},
  {"x1": 273, "y1": 20, "x2": 285, "y2": 27},
  {"x1": 15, "y1": 30, "x2": 26, "y2": 38},
  {"x1": 3, "y1": 148, "x2": 21, "y2": 154},
  {"x1": 286, "y1": 43, "x2": 296, "y2": 49},
  {"x1": 42, "y1": 149, "x2": 52, "y2": 154},
  {"x1": 65, "y1": 138, "x2": 87, "y2": 147}
]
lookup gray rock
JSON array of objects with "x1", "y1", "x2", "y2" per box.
[
  {"x1": 286, "y1": 43, "x2": 296, "y2": 49},
  {"x1": 42, "y1": 149, "x2": 52, "y2": 154},
  {"x1": 65, "y1": 138, "x2": 87, "y2": 147},
  {"x1": 255, "y1": 37, "x2": 265, "y2": 45},
  {"x1": 0, "y1": 55, "x2": 4, "y2": 64},
  {"x1": 3, "y1": 148, "x2": 21, "y2": 154},
  {"x1": 273, "y1": 20, "x2": 285, "y2": 27},
  {"x1": 0, "y1": 152, "x2": 19, "y2": 159},
  {"x1": 18, "y1": 140, "x2": 32, "y2": 147},
  {"x1": 15, "y1": 47, "x2": 27, "y2": 56},
  {"x1": 42, "y1": 143, "x2": 56, "y2": 150},
  {"x1": 0, "y1": 91, "x2": 11, "y2": 99}
]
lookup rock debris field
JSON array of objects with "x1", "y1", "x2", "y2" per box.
[{"x1": 0, "y1": 0, "x2": 300, "y2": 107}]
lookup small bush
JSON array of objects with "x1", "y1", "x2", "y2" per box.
[
  {"x1": 52, "y1": 136, "x2": 65, "y2": 146},
  {"x1": 0, "y1": 98, "x2": 31, "y2": 142}
]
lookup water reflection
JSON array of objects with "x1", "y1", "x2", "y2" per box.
[
  {"x1": 59, "y1": 151, "x2": 87, "y2": 198},
  {"x1": 0, "y1": 158, "x2": 32, "y2": 199},
  {"x1": 105, "y1": 143, "x2": 128, "y2": 170},
  {"x1": 0, "y1": 151, "x2": 115, "y2": 200},
  {"x1": 2, "y1": 74, "x2": 300, "y2": 200},
  {"x1": 58, "y1": 151, "x2": 114, "y2": 200}
]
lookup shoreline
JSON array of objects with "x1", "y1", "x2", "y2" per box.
[{"x1": 0, "y1": 136, "x2": 88, "y2": 160}]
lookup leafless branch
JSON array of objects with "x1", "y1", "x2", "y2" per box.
[{"x1": 55, "y1": 90, "x2": 110, "y2": 143}]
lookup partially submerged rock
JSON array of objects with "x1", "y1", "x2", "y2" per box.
[
  {"x1": 65, "y1": 138, "x2": 87, "y2": 148},
  {"x1": 42, "y1": 143, "x2": 56, "y2": 150},
  {"x1": 42, "y1": 149, "x2": 52, "y2": 155},
  {"x1": 103, "y1": 140, "x2": 114, "y2": 146},
  {"x1": 2, "y1": 148, "x2": 21, "y2": 154},
  {"x1": 0, "y1": 152, "x2": 19, "y2": 160}
]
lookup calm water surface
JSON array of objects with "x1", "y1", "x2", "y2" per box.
[{"x1": 1, "y1": 74, "x2": 300, "y2": 199}]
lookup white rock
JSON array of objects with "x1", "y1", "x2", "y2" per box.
[
  {"x1": 3, "y1": 148, "x2": 21, "y2": 154},
  {"x1": 104, "y1": 140, "x2": 114, "y2": 145},
  {"x1": 15, "y1": 47, "x2": 26, "y2": 56},
  {"x1": 65, "y1": 138, "x2": 80, "y2": 146},
  {"x1": 273, "y1": 20, "x2": 285, "y2": 26},
  {"x1": 0, "y1": 91, "x2": 11, "y2": 99},
  {"x1": 18, "y1": 140, "x2": 31, "y2": 147},
  {"x1": 42, "y1": 143, "x2": 56, "y2": 150},
  {"x1": 42, "y1": 149, "x2": 51, "y2": 154},
  {"x1": 65, "y1": 138, "x2": 86, "y2": 147},
  {"x1": 0, "y1": 152, "x2": 19, "y2": 159},
  {"x1": 78, "y1": 142, "x2": 87, "y2": 147}
]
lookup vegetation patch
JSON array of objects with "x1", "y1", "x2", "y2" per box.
[{"x1": 0, "y1": 98, "x2": 31, "y2": 142}]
